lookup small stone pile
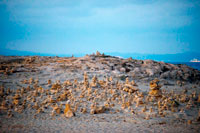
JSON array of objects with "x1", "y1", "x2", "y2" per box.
[
  {"x1": 83, "y1": 72, "x2": 89, "y2": 88},
  {"x1": 91, "y1": 75, "x2": 98, "y2": 87},
  {"x1": 96, "y1": 51, "x2": 101, "y2": 56},
  {"x1": 64, "y1": 101, "x2": 75, "y2": 118},
  {"x1": 123, "y1": 77, "x2": 138, "y2": 93},
  {"x1": 148, "y1": 78, "x2": 162, "y2": 98}
]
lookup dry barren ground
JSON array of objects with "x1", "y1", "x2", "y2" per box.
[{"x1": 0, "y1": 53, "x2": 200, "y2": 132}]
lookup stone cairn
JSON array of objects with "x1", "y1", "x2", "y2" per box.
[{"x1": 148, "y1": 78, "x2": 162, "y2": 98}]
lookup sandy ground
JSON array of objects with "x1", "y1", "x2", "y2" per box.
[{"x1": 0, "y1": 54, "x2": 200, "y2": 132}]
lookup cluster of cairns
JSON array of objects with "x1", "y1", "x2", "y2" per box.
[
  {"x1": 0, "y1": 56, "x2": 52, "y2": 76},
  {"x1": 1, "y1": 52, "x2": 200, "y2": 84},
  {"x1": 92, "y1": 51, "x2": 105, "y2": 57},
  {"x1": 0, "y1": 73, "x2": 200, "y2": 124},
  {"x1": 0, "y1": 65, "x2": 16, "y2": 75}
]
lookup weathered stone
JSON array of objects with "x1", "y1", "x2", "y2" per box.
[
  {"x1": 198, "y1": 93, "x2": 200, "y2": 103},
  {"x1": 90, "y1": 106, "x2": 107, "y2": 114},
  {"x1": 149, "y1": 79, "x2": 162, "y2": 97},
  {"x1": 64, "y1": 103, "x2": 75, "y2": 118}
]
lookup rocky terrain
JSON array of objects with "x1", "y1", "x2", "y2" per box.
[{"x1": 0, "y1": 52, "x2": 200, "y2": 132}]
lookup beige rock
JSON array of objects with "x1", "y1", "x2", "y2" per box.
[
  {"x1": 13, "y1": 99, "x2": 20, "y2": 105},
  {"x1": 7, "y1": 110, "x2": 13, "y2": 118},
  {"x1": 90, "y1": 106, "x2": 107, "y2": 114},
  {"x1": 90, "y1": 108, "x2": 95, "y2": 114},
  {"x1": 53, "y1": 106, "x2": 61, "y2": 114},
  {"x1": 80, "y1": 108, "x2": 87, "y2": 114},
  {"x1": 109, "y1": 76, "x2": 113, "y2": 82},
  {"x1": 13, "y1": 94, "x2": 21, "y2": 99},
  {"x1": 197, "y1": 109, "x2": 200, "y2": 121},
  {"x1": 48, "y1": 79, "x2": 51, "y2": 85},
  {"x1": 36, "y1": 108, "x2": 44, "y2": 114},
  {"x1": 142, "y1": 106, "x2": 147, "y2": 112},
  {"x1": 123, "y1": 84, "x2": 138, "y2": 93},
  {"x1": 149, "y1": 89, "x2": 162, "y2": 97},
  {"x1": 187, "y1": 120, "x2": 192, "y2": 124},
  {"x1": 64, "y1": 102, "x2": 75, "y2": 118},
  {"x1": 198, "y1": 93, "x2": 200, "y2": 103},
  {"x1": 148, "y1": 79, "x2": 162, "y2": 97},
  {"x1": 0, "y1": 103, "x2": 7, "y2": 110},
  {"x1": 96, "y1": 51, "x2": 101, "y2": 56},
  {"x1": 83, "y1": 72, "x2": 89, "y2": 88},
  {"x1": 91, "y1": 75, "x2": 98, "y2": 87},
  {"x1": 29, "y1": 78, "x2": 34, "y2": 84},
  {"x1": 63, "y1": 80, "x2": 73, "y2": 86}
]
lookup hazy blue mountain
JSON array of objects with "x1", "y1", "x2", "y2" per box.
[
  {"x1": 0, "y1": 49, "x2": 71, "y2": 57},
  {"x1": 1, "y1": 48, "x2": 200, "y2": 62}
]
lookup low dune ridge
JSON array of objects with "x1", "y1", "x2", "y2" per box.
[{"x1": 0, "y1": 53, "x2": 200, "y2": 132}]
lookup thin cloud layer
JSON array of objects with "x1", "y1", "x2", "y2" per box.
[
  {"x1": 3, "y1": 0, "x2": 195, "y2": 28},
  {"x1": 1, "y1": 0, "x2": 200, "y2": 54}
]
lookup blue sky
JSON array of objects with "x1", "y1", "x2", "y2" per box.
[{"x1": 0, "y1": 0, "x2": 200, "y2": 55}]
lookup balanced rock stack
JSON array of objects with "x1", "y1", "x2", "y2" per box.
[
  {"x1": 0, "y1": 100, "x2": 7, "y2": 110},
  {"x1": 149, "y1": 78, "x2": 162, "y2": 98},
  {"x1": 198, "y1": 93, "x2": 200, "y2": 103},
  {"x1": 123, "y1": 77, "x2": 138, "y2": 93},
  {"x1": 64, "y1": 101, "x2": 75, "y2": 118},
  {"x1": 0, "y1": 86, "x2": 4, "y2": 97},
  {"x1": 90, "y1": 75, "x2": 98, "y2": 87},
  {"x1": 13, "y1": 94, "x2": 21, "y2": 105},
  {"x1": 83, "y1": 72, "x2": 89, "y2": 89},
  {"x1": 96, "y1": 51, "x2": 101, "y2": 56}
]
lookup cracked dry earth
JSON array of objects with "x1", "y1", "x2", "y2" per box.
[{"x1": 0, "y1": 54, "x2": 200, "y2": 133}]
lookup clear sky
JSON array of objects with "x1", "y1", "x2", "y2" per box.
[{"x1": 0, "y1": 0, "x2": 200, "y2": 55}]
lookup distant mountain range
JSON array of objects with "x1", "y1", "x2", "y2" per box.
[
  {"x1": 0, "y1": 48, "x2": 71, "y2": 57},
  {"x1": 0, "y1": 48, "x2": 200, "y2": 62}
]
